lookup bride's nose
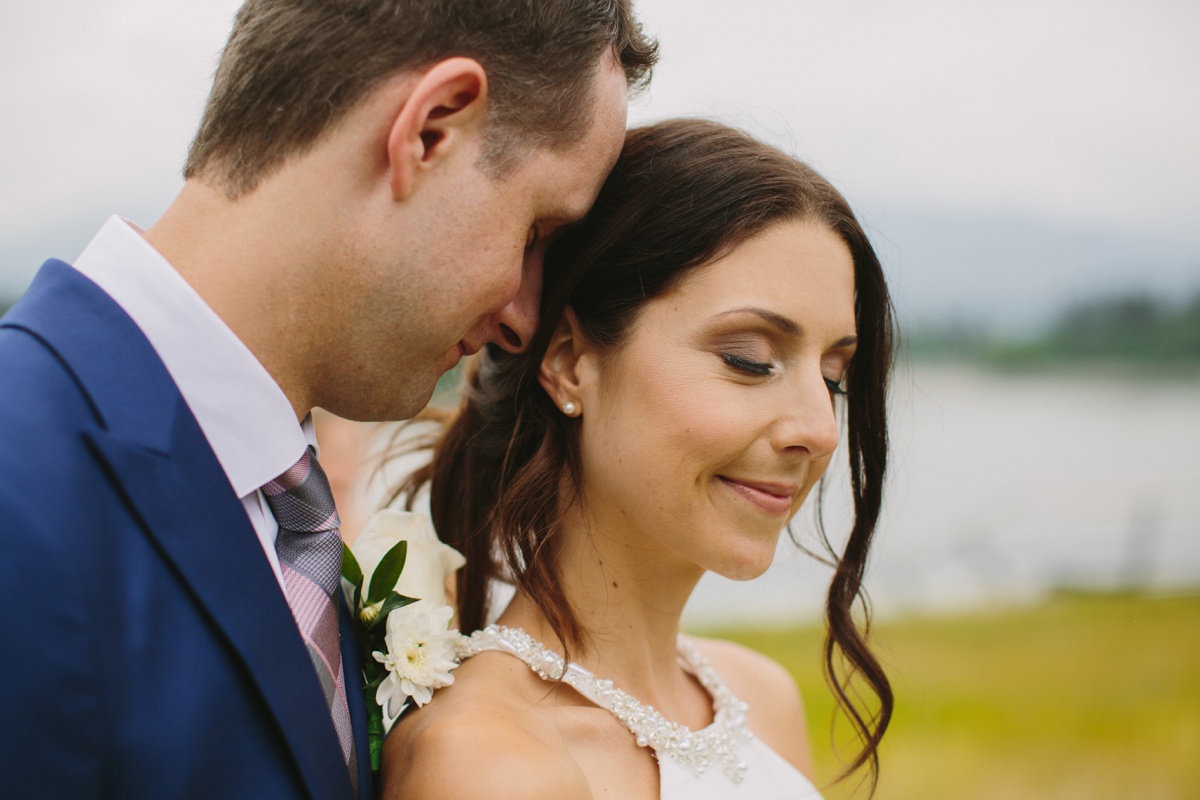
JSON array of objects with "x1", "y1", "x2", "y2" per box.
[{"x1": 769, "y1": 372, "x2": 840, "y2": 458}]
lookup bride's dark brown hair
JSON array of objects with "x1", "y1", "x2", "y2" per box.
[{"x1": 394, "y1": 118, "x2": 894, "y2": 789}]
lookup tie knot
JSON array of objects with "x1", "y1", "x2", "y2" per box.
[{"x1": 262, "y1": 446, "x2": 341, "y2": 534}]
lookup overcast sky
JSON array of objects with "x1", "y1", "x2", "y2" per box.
[
  {"x1": 634, "y1": 0, "x2": 1200, "y2": 229},
  {"x1": 3, "y1": 0, "x2": 1198, "y2": 315}
]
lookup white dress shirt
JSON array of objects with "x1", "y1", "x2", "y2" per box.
[{"x1": 73, "y1": 215, "x2": 313, "y2": 589}]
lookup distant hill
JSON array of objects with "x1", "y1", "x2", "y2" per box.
[
  {"x1": 865, "y1": 209, "x2": 1200, "y2": 335},
  {"x1": 909, "y1": 289, "x2": 1200, "y2": 367}
]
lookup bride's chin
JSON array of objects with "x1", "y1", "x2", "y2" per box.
[{"x1": 707, "y1": 547, "x2": 778, "y2": 582}]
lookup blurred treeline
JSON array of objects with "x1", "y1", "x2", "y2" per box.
[{"x1": 909, "y1": 288, "x2": 1200, "y2": 368}]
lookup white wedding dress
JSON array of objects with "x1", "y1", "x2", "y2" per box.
[{"x1": 458, "y1": 626, "x2": 824, "y2": 799}]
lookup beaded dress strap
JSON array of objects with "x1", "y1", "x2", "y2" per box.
[{"x1": 457, "y1": 625, "x2": 752, "y2": 783}]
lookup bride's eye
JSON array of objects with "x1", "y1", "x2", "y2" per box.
[
  {"x1": 825, "y1": 376, "x2": 848, "y2": 397},
  {"x1": 722, "y1": 353, "x2": 773, "y2": 377}
]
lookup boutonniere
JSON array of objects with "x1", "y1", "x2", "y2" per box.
[{"x1": 342, "y1": 509, "x2": 467, "y2": 771}]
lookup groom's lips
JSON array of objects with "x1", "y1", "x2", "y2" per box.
[{"x1": 446, "y1": 340, "x2": 480, "y2": 369}]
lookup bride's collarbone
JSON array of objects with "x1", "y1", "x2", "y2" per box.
[
  {"x1": 411, "y1": 649, "x2": 663, "y2": 799},
  {"x1": 519, "y1": 697, "x2": 661, "y2": 800}
]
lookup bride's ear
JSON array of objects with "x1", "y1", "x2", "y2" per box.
[{"x1": 537, "y1": 307, "x2": 589, "y2": 411}]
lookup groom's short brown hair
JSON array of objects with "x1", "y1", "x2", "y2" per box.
[{"x1": 185, "y1": 0, "x2": 657, "y2": 197}]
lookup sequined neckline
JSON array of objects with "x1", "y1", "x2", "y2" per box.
[{"x1": 457, "y1": 625, "x2": 753, "y2": 783}]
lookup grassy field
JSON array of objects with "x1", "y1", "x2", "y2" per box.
[{"x1": 698, "y1": 591, "x2": 1200, "y2": 800}]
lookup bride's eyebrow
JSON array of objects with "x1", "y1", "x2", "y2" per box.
[
  {"x1": 712, "y1": 307, "x2": 857, "y2": 348},
  {"x1": 713, "y1": 307, "x2": 799, "y2": 336}
]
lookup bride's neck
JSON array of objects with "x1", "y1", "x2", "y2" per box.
[{"x1": 496, "y1": 505, "x2": 709, "y2": 720}]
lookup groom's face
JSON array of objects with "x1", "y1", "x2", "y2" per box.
[{"x1": 354, "y1": 55, "x2": 629, "y2": 420}]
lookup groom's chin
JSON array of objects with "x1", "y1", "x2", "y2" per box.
[{"x1": 318, "y1": 374, "x2": 440, "y2": 424}]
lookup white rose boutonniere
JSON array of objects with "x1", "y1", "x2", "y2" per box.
[
  {"x1": 341, "y1": 509, "x2": 466, "y2": 771},
  {"x1": 351, "y1": 509, "x2": 466, "y2": 612}
]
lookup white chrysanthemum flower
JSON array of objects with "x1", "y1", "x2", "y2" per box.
[{"x1": 373, "y1": 599, "x2": 462, "y2": 733}]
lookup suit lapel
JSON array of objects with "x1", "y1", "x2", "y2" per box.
[
  {"x1": 8, "y1": 262, "x2": 354, "y2": 798},
  {"x1": 340, "y1": 596, "x2": 375, "y2": 799},
  {"x1": 89, "y1": 423, "x2": 354, "y2": 800}
]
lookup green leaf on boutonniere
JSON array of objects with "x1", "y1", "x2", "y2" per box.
[
  {"x1": 341, "y1": 543, "x2": 363, "y2": 589},
  {"x1": 366, "y1": 591, "x2": 419, "y2": 634},
  {"x1": 364, "y1": 670, "x2": 387, "y2": 691},
  {"x1": 362, "y1": 689, "x2": 385, "y2": 773},
  {"x1": 366, "y1": 540, "x2": 408, "y2": 604}
]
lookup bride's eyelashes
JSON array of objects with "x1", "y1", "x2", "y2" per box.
[
  {"x1": 722, "y1": 351, "x2": 850, "y2": 398},
  {"x1": 825, "y1": 376, "x2": 848, "y2": 397},
  {"x1": 722, "y1": 352, "x2": 774, "y2": 377}
]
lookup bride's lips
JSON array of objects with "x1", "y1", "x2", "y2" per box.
[{"x1": 718, "y1": 476, "x2": 797, "y2": 515}]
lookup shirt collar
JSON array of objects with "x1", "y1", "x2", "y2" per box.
[{"x1": 72, "y1": 215, "x2": 313, "y2": 497}]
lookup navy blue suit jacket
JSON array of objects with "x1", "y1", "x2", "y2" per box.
[{"x1": 0, "y1": 261, "x2": 372, "y2": 799}]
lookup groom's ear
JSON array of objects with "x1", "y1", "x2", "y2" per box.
[
  {"x1": 385, "y1": 57, "x2": 489, "y2": 200},
  {"x1": 538, "y1": 308, "x2": 590, "y2": 406}
]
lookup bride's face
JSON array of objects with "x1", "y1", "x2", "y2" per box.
[{"x1": 569, "y1": 217, "x2": 858, "y2": 580}]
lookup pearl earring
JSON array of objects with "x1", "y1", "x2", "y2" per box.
[{"x1": 562, "y1": 401, "x2": 578, "y2": 416}]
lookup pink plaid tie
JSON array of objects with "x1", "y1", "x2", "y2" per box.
[{"x1": 263, "y1": 447, "x2": 358, "y2": 789}]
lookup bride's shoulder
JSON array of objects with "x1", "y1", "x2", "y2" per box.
[
  {"x1": 687, "y1": 635, "x2": 814, "y2": 777},
  {"x1": 379, "y1": 651, "x2": 592, "y2": 800},
  {"x1": 686, "y1": 635, "x2": 802, "y2": 704}
]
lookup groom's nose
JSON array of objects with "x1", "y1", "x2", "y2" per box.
[{"x1": 488, "y1": 251, "x2": 542, "y2": 354}]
